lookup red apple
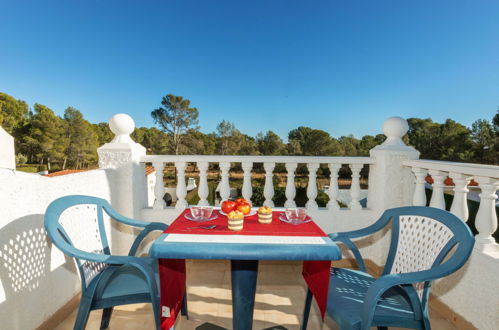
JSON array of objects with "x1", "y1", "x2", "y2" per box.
[{"x1": 221, "y1": 200, "x2": 237, "y2": 214}]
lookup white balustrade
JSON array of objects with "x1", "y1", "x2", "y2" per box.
[
  {"x1": 449, "y1": 172, "x2": 472, "y2": 221},
  {"x1": 263, "y1": 162, "x2": 275, "y2": 207},
  {"x1": 428, "y1": 169, "x2": 447, "y2": 210},
  {"x1": 327, "y1": 163, "x2": 341, "y2": 210},
  {"x1": 411, "y1": 167, "x2": 428, "y2": 206},
  {"x1": 242, "y1": 162, "x2": 253, "y2": 205},
  {"x1": 474, "y1": 177, "x2": 499, "y2": 249},
  {"x1": 197, "y1": 161, "x2": 209, "y2": 206},
  {"x1": 175, "y1": 161, "x2": 188, "y2": 209},
  {"x1": 219, "y1": 162, "x2": 231, "y2": 203},
  {"x1": 306, "y1": 163, "x2": 319, "y2": 210},
  {"x1": 142, "y1": 155, "x2": 372, "y2": 211},
  {"x1": 152, "y1": 161, "x2": 166, "y2": 209},
  {"x1": 349, "y1": 164, "x2": 363, "y2": 210},
  {"x1": 285, "y1": 162, "x2": 298, "y2": 208}
]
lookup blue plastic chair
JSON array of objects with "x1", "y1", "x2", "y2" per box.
[
  {"x1": 301, "y1": 206, "x2": 475, "y2": 330},
  {"x1": 44, "y1": 195, "x2": 181, "y2": 330}
]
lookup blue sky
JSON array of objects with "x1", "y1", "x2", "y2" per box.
[{"x1": 1, "y1": 0, "x2": 498, "y2": 139}]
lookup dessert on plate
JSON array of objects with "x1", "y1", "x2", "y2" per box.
[
  {"x1": 227, "y1": 210, "x2": 244, "y2": 231},
  {"x1": 257, "y1": 206, "x2": 273, "y2": 224}
]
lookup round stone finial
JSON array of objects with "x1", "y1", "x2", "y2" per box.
[
  {"x1": 108, "y1": 113, "x2": 135, "y2": 143},
  {"x1": 380, "y1": 116, "x2": 409, "y2": 147}
]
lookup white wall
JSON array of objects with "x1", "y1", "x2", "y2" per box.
[
  {"x1": 0, "y1": 168, "x2": 114, "y2": 330},
  {"x1": 0, "y1": 127, "x2": 15, "y2": 169}
]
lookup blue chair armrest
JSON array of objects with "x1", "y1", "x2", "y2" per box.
[
  {"x1": 101, "y1": 200, "x2": 168, "y2": 256},
  {"x1": 128, "y1": 222, "x2": 168, "y2": 256},
  {"x1": 329, "y1": 233, "x2": 367, "y2": 272}
]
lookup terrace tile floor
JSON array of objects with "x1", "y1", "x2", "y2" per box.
[{"x1": 54, "y1": 260, "x2": 455, "y2": 330}]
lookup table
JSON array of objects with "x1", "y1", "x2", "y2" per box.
[{"x1": 149, "y1": 211, "x2": 342, "y2": 330}]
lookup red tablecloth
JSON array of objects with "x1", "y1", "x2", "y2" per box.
[{"x1": 159, "y1": 209, "x2": 331, "y2": 329}]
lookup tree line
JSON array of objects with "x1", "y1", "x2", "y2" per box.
[{"x1": 1, "y1": 91, "x2": 497, "y2": 171}]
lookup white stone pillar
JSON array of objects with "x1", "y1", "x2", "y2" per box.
[
  {"x1": 285, "y1": 162, "x2": 298, "y2": 208},
  {"x1": 197, "y1": 161, "x2": 209, "y2": 206},
  {"x1": 327, "y1": 163, "x2": 341, "y2": 210},
  {"x1": 349, "y1": 164, "x2": 363, "y2": 210},
  {"x1": 449, "y1": 172, "x2": 472, "y2": 221},
  {"x1": 263, "y1": 162, "x2": 275, "y2": 207},
  {"x1": 219, "y1": 162, "x2": 231, "y2": 203},
  {"x1": 474, "y1": 177, "x2": 499, "y2": 252},
  {"x1": 368, "y1": 117, "x2": 420, "y2": 214},
  {"x1": 242, "y1": 162, "x2": 253, "y2": 205},
  {"x1": 97, "y1": 113, "x2": 147, "y2": 254},
  {"x1": 306, "y1": 163, "x2": 319, "y2": 211},
  {"x1": 429, "y1": 170, "x2": 447, "y2": 210},
  {"x1": 0, "y1": 126, "x2": 15, "y2": 170},
  {"x1": 152, "y1": 161, "x2": 165, "y2": 209},
  {"x1": 175, "y1": 161, "x2": 188, "y2": 209},
  {"x1": 411, "y1": 167, "x2": 428, "y2": 206}
]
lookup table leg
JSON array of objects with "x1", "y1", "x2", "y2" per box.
[{"x1": 231, "y1": 260, "x2": 258, "y2": 330}]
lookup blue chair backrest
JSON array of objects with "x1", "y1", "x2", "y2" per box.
[
  {"x1": 377, "y1": 207, "x2": 474, "y2": 306},
  {"x1": 45, "y1": 195, "x2": 116, "y2": 289}
]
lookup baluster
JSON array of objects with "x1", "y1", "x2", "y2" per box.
[
  {"x1": 306, "y1": 163, "x2": 319, "y2": 210},
  {"x1": 285, "y1": 162, "x2": 298, "y2": 208},
  {"x1": 242, "y1": 162, "x2": 253, "y2": 205},
  {"x1": 474, "y1": 177, "x2": 499, "y2": 250},
  {"x1": 175, "y1": 161, "x2": 188, "y2": 209},
  {"x1": 152, "y1": 161, "x2": 165, "y2": 209},
  {"x1": 327, "y1": 163, "x2": 341, "y2": 210},
  {"x1": 412, "y1": 167, "x2": 428, "y2": 206},
  {"x1": 429, "y1": 170, "x2": 446, "y2": 209},
  {"x1": 219, "y1": 162, "x2": 231, "y2": 203},
  {"x1": 349, "y1": 164, "x2": 362, "y2": 210},
  {"x1": 263, "y1": 162, "x2": 275, "y2": 207},
  {"x1": 449, "y1": 172, "x2": 472, "y2": 221},
  {"x1": 197, "y1": 162, "x2": 209, "y2": 206}
]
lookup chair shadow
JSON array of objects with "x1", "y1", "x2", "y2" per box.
[{"x1": 0, "y1": 214, "x2": 76, "y2": 328}]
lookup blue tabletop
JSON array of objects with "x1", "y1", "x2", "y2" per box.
[{"x1": 150, "y1": 233, "x2": 342, "y2": 261}]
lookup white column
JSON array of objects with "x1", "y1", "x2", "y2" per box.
[
  {"x1": 327, "y1": 163, "x2": 341, "y2": 210},
  {"x1": 263, "y1": 162, "x2": 275, "y2": 207},
  {"x1": 429, "y1": 170, "x2": 447, "y2": 210},
  {"x1": 474, "y1": 177, "x2": 499, "y2": 251},
  {"x1": 367, "y1": 117, "x2": 420, "y2": 212},
  {"x1": 412, "y1": 167, "x2": 428, "y2": 206},
  {"x1": 219, "y1": 162, "x2": 231, "y2": 203},
  {"x1": 152, "y1": 161, "x2": 166, "y2": 209},
  {"x1": 97, "y1": 113, "x2": 147, "y2": 255},
  {"x1": 175, "y1": 161, "x2": 188, "y2": 209},
  {"x1": 449, "y1": 172, "x2": 472, "y2": 221},
  {"x1": 306, "y1": 163, "x2": 319, "y2": 210},
  {"x1": 349, "y1": 164, "x2": 363, "y2": 210},
  {"x1": 197, "y1": 161, "x2": 209, "y2": 206},
  {"x1": 285, "y1": 162, "x2": 298, "y2": 208},
  {"x1": 242, "y1": 162, "x2": 253, "y2": 205}
]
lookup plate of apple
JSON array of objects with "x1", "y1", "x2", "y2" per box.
[{"x1": 220, "y1": 198, "x2": 256, "y2": 217}]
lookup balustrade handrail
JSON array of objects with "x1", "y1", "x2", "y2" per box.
[
  {"x1": 141, "y1": 154, "x2": 373, "y2": 164},
  {"x1": 403, "y1": 159, "x2": 499, "y2": 179}
]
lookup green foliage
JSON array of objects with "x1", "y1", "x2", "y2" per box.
[
  {"x1": 288, "y1": 126, "x2": 343, "y2": 156},
  {"x1": 15, "y1": 153, "x2": 28, "y2": 165},
  {"x1": 256, "y1": 131, "x2": 286, "y2": 155},
  {"x1": 63, "y1": 107, "x2": 99, "y2": 169},
  {"x1": 0, "y1": 92, "x2": 29, "y2": 134},
  {"x1": 151, "y1": 94, "x2": 199, "y2": 154}
]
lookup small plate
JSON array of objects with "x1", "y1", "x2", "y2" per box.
[
  {"x1": 185, "y1": 211, "x2": 219, "y2": 222},
  {"x1": 219, "y1": 208, "x2": 257, "y2": 217},
  {"x1": 279, "y1": 213, "x2": 312, "y2": 225}
]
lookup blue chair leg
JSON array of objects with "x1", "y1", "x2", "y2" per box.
[
  {"x1": 301, "y1": 288, "x2": 313, "y2": 330},
  {"x1": 100, "y1": 307, "x2": 113, "y2": 329},
  {"x1": 231, "y1": 260, "x2": 259, "y2": 330},
  {"x1": 181, "y1": 289, "x2": 189, "y2": 319},
  {"x1": 74, "y1": 298, "x2": 92, "y2": 330}
]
